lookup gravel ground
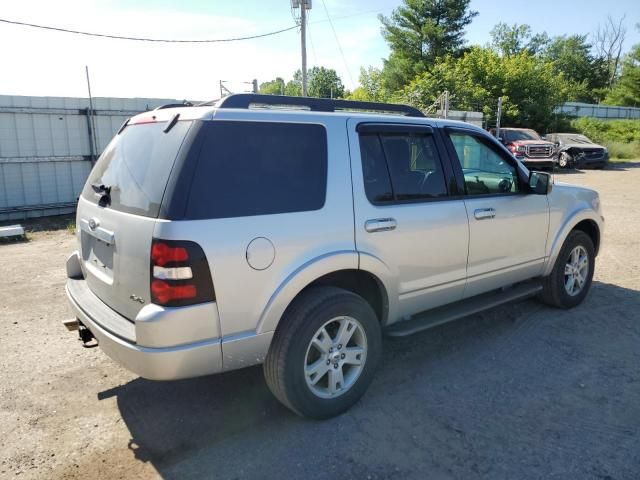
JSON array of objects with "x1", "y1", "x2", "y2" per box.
[{"x1": 1, "y1": 165, "x2": 639, "y2": 480}]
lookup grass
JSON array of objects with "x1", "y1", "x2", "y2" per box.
[
  {"x1": 0, "y1": 213, "x2": 76, "y2": 235},
  {"x1": 605, "y1": 140, "x2": 640, "y2": 160}
]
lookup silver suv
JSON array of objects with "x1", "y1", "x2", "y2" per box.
[{"x1": 65, "y1": 94, "x2": 603, "y2": 419}]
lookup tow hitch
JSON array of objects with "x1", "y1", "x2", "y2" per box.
[
  {"x1": 64, "y1": 318, "x2": 98, "y2": 348},
  {"x1": 78, "y1": 323, "x2": 98, "y2": 348}
]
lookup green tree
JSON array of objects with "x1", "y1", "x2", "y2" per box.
[
  {"x1": 284, "y1": 70, "x2": 303, "y2": 96},
  {"x1": 308, "y1": 67, "x2": 345, "y2": 98},
  {"x1": 259, "y1": 77, "x2": 285, "y2": 95},
  {"x1": 284, "y1": 67, "x2": 345, "y2": 98},
  {"x1": 542, "y1": 35, "x2": 609, "y2": 103},
  {"x1": 349, "y1": 67, "x2": 388, "y2": 102},
  {"x1": 379, "y1": 0, "x2": 478, "y2": 90},
  {"x1": 604, "y1": 43, "x2": 640, "y2": 106},
  {"x1": 489, "y1": 23, "x2": 549, "y2": 56},
  {"x1": 400, "y1": 47, "x2": 571, "y2": 132}
]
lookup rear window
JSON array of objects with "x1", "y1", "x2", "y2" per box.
[
  {"x1": 82, "y1": 120, "x2": 192, "y2": 217},
  {"x1": 184, "y1": 121, "x2": 327, "y2": 220}
]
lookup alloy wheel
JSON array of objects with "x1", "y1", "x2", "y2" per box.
[
  {"x1": 564, "y1": 245, "x2": 589, "y2": 296},
  {"x1": 304, "y1": 316, "x2": 367, "y2": 399}
]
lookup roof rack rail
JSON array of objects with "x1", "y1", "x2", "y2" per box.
[
  {"x1": 216, "y1": 94, "x2": 425, "y2": 117},
  {"x1": 154, "y1": 101, "x2": 194, "y2": 110}
]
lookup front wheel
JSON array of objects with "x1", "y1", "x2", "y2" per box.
[
  {"x1": 264, "y1": 287, "x2": 381, "y2": 419},
  {"x1": 558, "y1": 151, "x2": 573, "y2": 169},
  {"x1": 540, "y1": 230, "x2": 595, "y2": 309}
]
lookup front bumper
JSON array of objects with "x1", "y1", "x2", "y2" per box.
[
  {"x1": 66, "y1": 277, "x2": 224, "y2": 381},
  {"x1": 577, "y1": 153, "x2": 609, "y2": 168},
  {"x1": 514, "y1": 154, "x2": 556, "y2": 170}
]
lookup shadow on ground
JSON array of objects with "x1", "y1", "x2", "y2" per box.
[
  {"x1": 101, "y1": 280, "x2": 640, "y2": 479},
  {"x1": 553, "y1": 161, "x2": 640, "y2": 176}
]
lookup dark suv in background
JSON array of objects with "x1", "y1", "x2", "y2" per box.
[
  {"x1": 545, "y1": 133, "x2": 609, "y2": 169},
  {"x1": 490, "y1": 127, "x2": 557, "y2": 171}
]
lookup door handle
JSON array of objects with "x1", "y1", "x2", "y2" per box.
[
  {"x1": 474, "y1": 208, "x2": 496, "y2": 220},
  {"x1": 365, "y1": 218, "x2": 397, "y2": 233}
]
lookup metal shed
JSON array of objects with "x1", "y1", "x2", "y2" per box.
[{"x1": 0, "y1": 95, "x2": 192, "y2": 221}]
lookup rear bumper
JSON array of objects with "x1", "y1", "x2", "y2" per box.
[{"x1": 66, "y1": 278, "x2": 224, "y2": 381}]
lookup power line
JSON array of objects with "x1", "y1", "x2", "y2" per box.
[
  {"x1": 0, "y1": 17, "x2": 297, "y2": 43},
  {"x1": 309, "y1": 7, "x2": 392, "y2": 25},
  {"x1": 319, "y1": 0, "x2": 355, "y2": 87}
]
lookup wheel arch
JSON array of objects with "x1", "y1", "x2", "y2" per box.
[
  {"x1": 256, "y1": 252, "x2": 394, "y2": 334},
  {"x1": 544, "y1": 211, "x2": 602, "y2": 276}
]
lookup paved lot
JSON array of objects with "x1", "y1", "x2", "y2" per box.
[{"x1": 1, "y1": 164, "x2": 639, "y2": 480}]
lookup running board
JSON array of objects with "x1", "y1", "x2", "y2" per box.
[{"x1": 384, "y1": 281, "x2": 543, "y2": 337}]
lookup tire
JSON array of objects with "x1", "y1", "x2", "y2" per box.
[
  {"x1": 558, "y1": 151, "x2": 572, "y2": 169},
  {"x1": 264, "y1": 286, "x2": 381, "y2": 419},
  {"x1": 540, "y1": 230, "x2": 595, "y2": 309}
]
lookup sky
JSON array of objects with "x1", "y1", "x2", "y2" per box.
[{"x1": 0, "y1": 0, "x2": 638, "y2": 100}]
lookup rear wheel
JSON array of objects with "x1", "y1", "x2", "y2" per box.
[
  {"x1": 264, "y1": 287, "x2": 381, "y2": 419},
  {"x1": 540, "y1": 230, "x2": 595, "y2": 309}
]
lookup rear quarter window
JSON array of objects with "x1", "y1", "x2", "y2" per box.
[{"x1": 184, "y1": 121, "x2": 327, "y2": 219}]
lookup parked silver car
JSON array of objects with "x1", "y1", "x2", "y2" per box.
[{"x1": 65, "y1": 94, "x2": 603, "y2": 418}]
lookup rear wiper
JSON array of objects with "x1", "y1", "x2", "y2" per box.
[
  {"x1": 91, "y1": 183, "x2": 111, "y2": 206},
  {"x1": 91, "y1": 183, "x2": 111, "y2": 194}
]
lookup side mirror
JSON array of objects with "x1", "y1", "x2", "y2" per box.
[
  {"x1": 541, "y1": 135, "x2": 547, "y2": 140},
  {"x1": 497, "y1": 136, "x2": 504, "y2": 143},
  {"x1": 529, "y1": 171, "x2": 553, "y2": 195}
]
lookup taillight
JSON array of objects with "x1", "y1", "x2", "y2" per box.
[
  {"x1": 150, "y1": 239, "x2": 215, "y2": 307},
  {"x1": 151, "y1": 242, "x2": 188, "y2": 266}
]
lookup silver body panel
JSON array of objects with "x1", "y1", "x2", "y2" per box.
[
  {"x1": 463, "y1": 194, "x2": 549, "y2": 297},
  {"x1": 347, "y1": 119, "x2": 469, "y2": 318},
  {"x1": 66, "y1": 107, "x2": 603, "y2": 381}
]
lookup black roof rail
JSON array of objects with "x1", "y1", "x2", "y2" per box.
[
  {"x1": 154, "y1": 101, "x2": 194, "y2": 110},
  {"x1": 216, "y1": 94, "x2": 425, "y2": 117}
]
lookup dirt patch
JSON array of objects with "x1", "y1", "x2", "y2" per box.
[{"x1": 1, "y1": 165, "x2": 639, "y2": 480}]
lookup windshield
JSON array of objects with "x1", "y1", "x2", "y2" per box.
[
  {"x1": 82, "y1": 120, "x2": 192, "y2": 217},
  {"x1": 503, "y1": 129, "x2": 540, "y2": 142},
  {"x1": 558, "y1": 134, "x2": 594, "y2": 144}
]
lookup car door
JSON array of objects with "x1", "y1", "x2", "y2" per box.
[
  {"x1": 442, "y1": 127, "x2": 549, "y2": 298},
  {"x1": 348, "y1": 120, "x2": 470, "y2": 320}
]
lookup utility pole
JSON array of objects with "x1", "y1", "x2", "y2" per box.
[
  {"x1": 292, "y1": 0, "x2": 312, "y2": 97},
  {"x1": 300, "y1": 1, "x2": 308, "y2": 96},
  {"x1": 496, "y1": 97, "x2": 503, "y2": 139},
  {"x1": 85, "y1": 66, "x2": 98, "y2": 165},
  {"x1": 443, "y1": 90, "x2": 449, "y2": 119}
]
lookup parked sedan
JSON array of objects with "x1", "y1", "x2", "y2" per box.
[{"x1": 546, "y1": 133, "x2": 609, "y2": 169}]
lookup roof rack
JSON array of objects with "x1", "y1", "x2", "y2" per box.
[
  {"x1": 216, "y1": 94, "x2": 425, "y2": 118},
  {"x1": 154, "y1": 101, "x2": 194, "y2": 110}
]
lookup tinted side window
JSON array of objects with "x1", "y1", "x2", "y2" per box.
[
  {"x1": 185, "y1": 121, "x2": 327, "y2": 219},
  {"x1": 448, "y1": 132, "x2": 520, "y2": 195},
  {"x1": 380, "y1": 134, "x2": 448, "y2": 200},
  {"x1": 359, "y1": 132, "x2": 448, "y2": 203},
  {"x1": 359, "y1": 134, "x2": 393, "y2": 203}
]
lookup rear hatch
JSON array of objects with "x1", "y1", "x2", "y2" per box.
[{"x1": 77, "y1": 117, "x2": 192, "y2": 320}]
